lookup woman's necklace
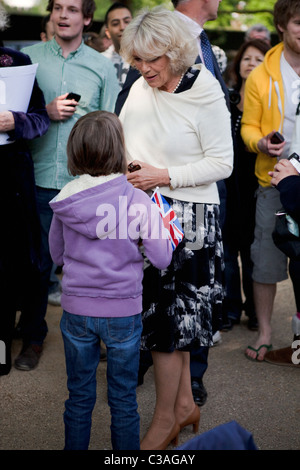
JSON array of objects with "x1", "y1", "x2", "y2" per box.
[{"x1": 171, "y1": 72, "x2": 185, "y2": 93}]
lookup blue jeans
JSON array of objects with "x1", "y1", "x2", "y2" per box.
[{"x1": 60, "y1": 311, "x2": 143, "y2": 450}]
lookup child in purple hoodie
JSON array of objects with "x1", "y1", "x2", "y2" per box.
[{"x1": 49, "y1": 111, "x2": 172, "y2": 450}]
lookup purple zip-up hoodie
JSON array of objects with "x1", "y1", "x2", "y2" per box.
[{"x1": 49, "y1": 174, "x2": 172, "y2": 317}]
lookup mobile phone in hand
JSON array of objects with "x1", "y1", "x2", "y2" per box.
[
  {"x1": 66, "y1": 92, "x2": 81, "y2": 104},
  {"x1": 271, "y1": 131, "x2": 285, "y2": 144}
]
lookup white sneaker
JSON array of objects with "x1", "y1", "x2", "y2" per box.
[
  {"x1": 212, "y1": 330, "x2": 222, "y2": 346},
  {"x1": 48, "y1": 291, "x2": 61, "y2": 306}
]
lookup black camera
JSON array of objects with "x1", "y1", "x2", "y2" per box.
[{"x1": 228, "y1": 88, "x2": 241, "y2": 105}]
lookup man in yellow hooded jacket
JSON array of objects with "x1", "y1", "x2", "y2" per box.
[{"x1": 241, "y1": 0, "x2": 300, "y2": 362}]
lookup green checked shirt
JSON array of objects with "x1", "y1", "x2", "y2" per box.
[{"x1": 22, "y1": 38, "x2": 119, "y2": 190}]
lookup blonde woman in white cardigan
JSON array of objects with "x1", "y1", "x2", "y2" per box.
[{"x1": 119, "y1": 6, "x2": 233, "y2": 450}]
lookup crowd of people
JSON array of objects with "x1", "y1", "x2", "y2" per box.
[{"x1": 0, "y1": 0, "x2": 299, "y2": 451}]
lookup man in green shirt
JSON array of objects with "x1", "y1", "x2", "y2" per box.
[{"x1": 14, "y1": 0, "x2": 119, "y2": 371}]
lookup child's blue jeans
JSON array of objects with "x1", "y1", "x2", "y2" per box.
[{"x1": 60, "y1": 310, "x2": 143, "y2": 450}]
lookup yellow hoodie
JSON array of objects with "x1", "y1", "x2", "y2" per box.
[{"x1": 241, "y1": 42, "x2": 285, "y2": 187}]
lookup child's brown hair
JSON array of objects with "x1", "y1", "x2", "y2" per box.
[{"x1": 67, "y1": 111, "x2": 127, "y2": 177}]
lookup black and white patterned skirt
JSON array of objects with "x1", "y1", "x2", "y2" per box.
[{"x1": 141, "y1": 197, "x2": 225, "y2": 352}]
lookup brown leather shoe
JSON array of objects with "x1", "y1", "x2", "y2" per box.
[{"x1": 264, "y1": 345, "x2": 300, "y2": 368}]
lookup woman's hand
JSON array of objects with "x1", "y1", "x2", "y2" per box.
[
  {"x1": 0, "y1": 111, "x2": 15, "y2": 132},
  {"x1": 257, "y1": 131, "x2": 285, "y2": 158},
  {"x1": 126, "y1": 160, "x2": 170, "y2": 191},
  {"x1": 46, "y1": 93, "x2": 78, "y2": 121},
  {"x1": 268, "y1": 159, "x2": 299, "y2": 186}
]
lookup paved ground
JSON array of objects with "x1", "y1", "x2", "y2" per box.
[{"x1": 0, "y1": 277, "x2": 299, "y2": 451}]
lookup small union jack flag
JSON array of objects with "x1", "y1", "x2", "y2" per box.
[{"x1": 151, "y1": 188, "x2": 184, "y2": 250}]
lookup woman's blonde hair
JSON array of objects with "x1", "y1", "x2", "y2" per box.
[{"x1": 120, "y1": 6, "x2": 198, "y2": 75}]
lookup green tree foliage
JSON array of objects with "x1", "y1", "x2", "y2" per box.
[
  {"x1": 214, "y1": 0, "x2": 277, "y2": 31},
  {"x1": 3, "y1": 0, "x2": 277, "y2": 31}
]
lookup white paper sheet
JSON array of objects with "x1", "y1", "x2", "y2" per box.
[{"x1": 0, "y1": 63, "x2": 38, "y2": 145}]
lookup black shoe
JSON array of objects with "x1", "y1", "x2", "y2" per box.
[
  {"x1": 192, "y1": 378, "x2": 208, "y2": 407},
  {"x1": 14, "y1": 344, "x2": 42, "y2": 371}
]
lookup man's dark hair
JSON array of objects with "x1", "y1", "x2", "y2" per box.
[
  {"x1": 171, "y1": 0, "x2": 180, "y2": 8},
  {"x1": 274, "y1": 0, "x2": 300, "y2": 40},
  {"x1": 47, "y1": 0, "x2": 96, "y2": 19},
  {"x1": 104, "y1": 2, "x2": 132, "y2": 26}
]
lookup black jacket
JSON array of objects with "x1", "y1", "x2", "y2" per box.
[
  {"x1": 0, "y1": 47, "x2": 50, "y2": 278},
  {"x1": 277, "y1": 176, "x2": 300, "y2": 225}
]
